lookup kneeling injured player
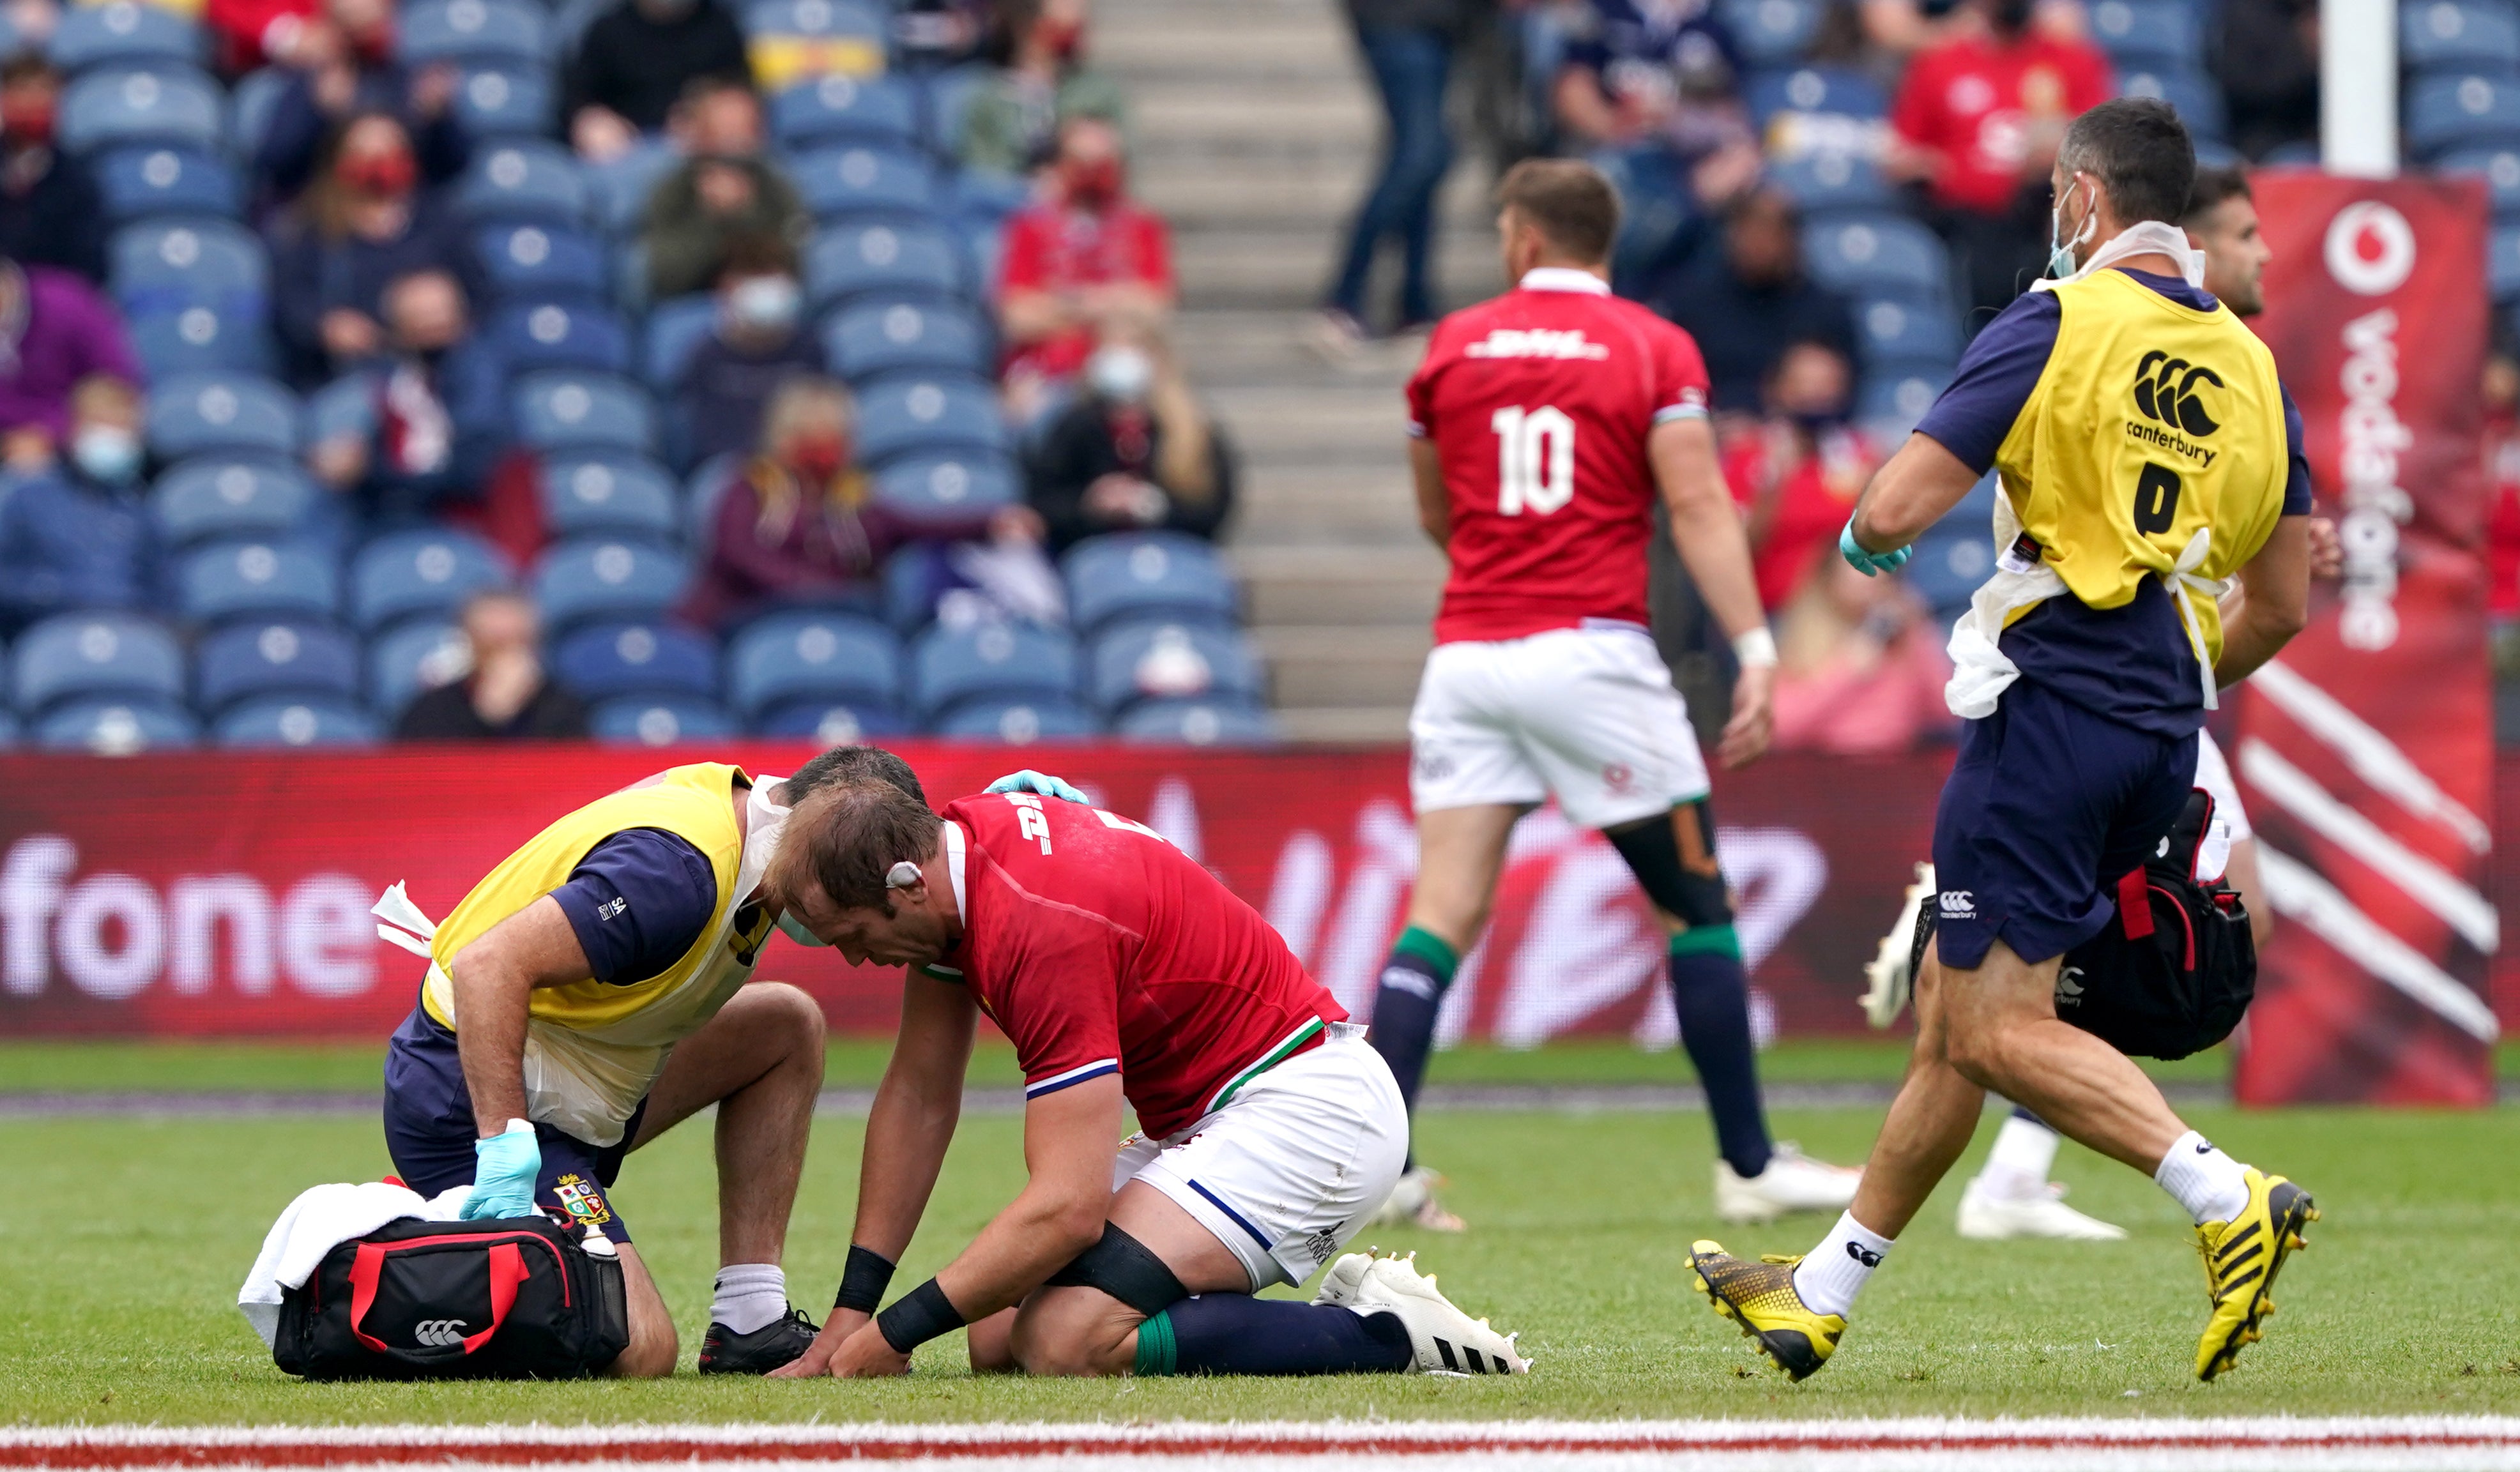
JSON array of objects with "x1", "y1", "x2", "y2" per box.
[{"x1": 772, "y1": 780, "x2": 1530, "y2": 1379}]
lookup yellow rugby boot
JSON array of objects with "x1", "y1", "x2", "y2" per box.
[
  {"x1": 1688, "y1": 1240, "x2": 1844, "y2": 1381},
  {"x1": 2193, "y1": 1167, "x2": 2318, "y2": 1381}
]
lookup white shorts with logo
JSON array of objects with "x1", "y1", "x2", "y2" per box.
[
  {"x1": 2192, "y1": 729, "x2": 2253, "y2": 843},
  {"x1": 1407, "y1": 624, "x2": 1710, "y2": 831},
  {"x1": 1116, "y1": 1026, "x2": 1407, "y2": 1291}
]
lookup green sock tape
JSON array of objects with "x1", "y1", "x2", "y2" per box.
[
  {"x1": 1391, "y1": 924, "x2": 1460, "y2": 980},
  {"x1": 1669, "y1": 923, "x2": 1742, "y2": 961},
  {"x1": 1132, "y1": 1308, "x2": 1178, "y2": 1377}
]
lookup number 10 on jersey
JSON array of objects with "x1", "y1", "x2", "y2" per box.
[{"x1": 1492, "y1": 405, "x2": 1576, "y2": 516}]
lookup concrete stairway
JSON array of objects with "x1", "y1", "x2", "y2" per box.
[{"x1": 1097, "y1": 0, "x2": 1503, "y2": 741}]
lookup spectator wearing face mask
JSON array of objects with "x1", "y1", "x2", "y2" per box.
[
  {"x1": 395, "y1": 588, "x2": 591, "y2": 738},
  {"x1": 0, "y1": 54, "x2": 103, "y2": 284},
  {"x1": 268, "y1": 112, "x2": 480, "y2": 386},
  {"x1": 0, "y1": 253, "x2": 143, "y2": 470},
  {"x1": 674, "y1": 233, "x2": 824, "y2": 468},
  {"x1": 0, "y1": 374, "x2": 158, "y2": 634},
  {"x1": 305, "y1": 269, "x2": 505, "y2": 527},
  {"x1": 995, "y1": 115, "x2": 1172, "y2": 426},
  {"x1": 1648, "y1": 185, "x2": 1856, "y2": 420},
  {"x1": 1027, "y1": 327, "x2": 1235, "y2": 553},
  {"x1": 1720, "y1": 340, "x2": 1880, "y2": 612},
  {"x1": 1767, "y1": 554, "x2": 1953, "y2": 754},
  {"x1": 643, "y1": 76, "x2": 808, "y2": 302},
  {"x1": 959, "y1": 0, "x2": 1126, "y2": 178},
  {"x1": 252, "y1": 0, "x2": 468, "y2": 209},
  {"x1": 563, "y1": 0, "x2": 752, "y2": 163}
]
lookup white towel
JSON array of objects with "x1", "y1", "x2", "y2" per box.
[{"x1": 237, "y1": 1180, "x2": 470, "y2": 1350}]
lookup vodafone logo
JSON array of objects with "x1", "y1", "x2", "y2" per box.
[{"x1": 2323, "y1": 202, "x2": 2417, "y2": 296}]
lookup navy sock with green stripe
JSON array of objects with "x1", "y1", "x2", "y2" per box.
[
  {"x1": 1366, "y1": 925, "x2": 1457, "y2": 1171},
  {"x1": 1133, "y1": 1295, "x2": 1413, "y2": 1376},
  {"x1": 1669, "y1": 925, "x2": 1774, "y2": 1180}
]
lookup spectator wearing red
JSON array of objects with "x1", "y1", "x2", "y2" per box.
[
  {"x1": 2484, "y1": 348, "x2": 2520, "y2": 628},
  {"x1": 206, "y1": 0, "x2": 317, "y2": 73},
  {"x1": 252, "y1": 0, "x2": 469, "y2": 208},
  {"x1": 268, "y1": 112, "x2": 480, "y2": 386},
  {"x1": 1722, "y1": 341, "x2": 1879, "y2": 612},
  {"x1": 995, "y1": 114, "x2": 1172, "y2": 427},
  {"x1": 1888, "y1": 0, "x2": 2110, "y2": 324},
  {"x1": 1767, "y1": 556, "x2": 1954, "y2": 754}
]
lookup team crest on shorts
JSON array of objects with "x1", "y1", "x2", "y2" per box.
[
  {"x1": 1602, "y1": 763, "x2": 1635, "y2": 794},
  {"x1": 551, "y1": 1173, "x2": 611, "y2": 1228}
]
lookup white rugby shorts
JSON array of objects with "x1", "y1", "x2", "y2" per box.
[
  {"x1": 1408, "y1": 624, "x2": 1709, "y2": 830},
  {"x1": 1116, "y1": 1025, "x2": 1407, "y2": 1291},
  {"x1": 2192, "y1": 729, "x2": 2252, "y2": 843}
]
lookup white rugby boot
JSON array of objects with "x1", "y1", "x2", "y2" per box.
[
  {"x1": 1956, "y1": 1173, "x2": 2129, "y2": 1241},
  {"x1": 1714, "y1": 1142, "x2": 1863, "y2": 1224},
  {"x1": 1862, "y1": 862, "x2": 1936, "y2": 1029},
  {"x1": 1366, "y1": 1164, "x2": 1466, "y2": 1232},
  {"x1": 1324, "y1": 1252, "x2": 1530, "y2": 1375}
]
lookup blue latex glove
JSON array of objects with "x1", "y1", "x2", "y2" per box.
[
  {"x1": 1839, "y1": 519, "x2": 1915, "y2": 577},
  {"x1": 461, "y1": 1120, "x2": 542, "y2": 1220},
  {"x1": 987, "y1": 769, "x2": 1090, "y2": 805}
]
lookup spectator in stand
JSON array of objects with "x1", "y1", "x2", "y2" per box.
[
  {"x1": 0, "y1": 54, "x2": 103, "y2": 284},
  {"x1": 1313, "y1": 0, "x2": 1462, "y2": 354},
  {"x1": 995, "y1": 114, "x2": 1172, "y2": 427},
  {"x1": 306, "y1": 269, "x2": 506, "y2": 527},
  {"x1": 1028, "y1": 324, "x2": 1235, "y2": 552},
  {"x1": 1767, "y1": 554, "x2": 1953, "y2": 753},
  {"x1": 2483, "y1": 344, "x2": 2520, "y2": 655},
  {"x1": 643, "y1": 77, "x2": 808, "y2": 302},
  {"x1": 959, "y1": 0, "x2": 1127, "y2": 179},
  {"x1": 1649, "y1": 185, "x2": 1856, "y2": 421},
  {"x1": 2215, "y1": 0, "x2": 2318, "y2": 160},
  {"x1": 394, "y1": 588, "x2": 591, "y2": 740},
  {"x1": 1552, "y1": 0, "x2": 1763, "y2": 287},
  {"x1": 269, "y1": 112, "x2": 478, "y2": 386},
  {"x1": 252, "y1": 0, "x2": 468, "y2": 208},
  {"x1": 682, "y1": 376, "x2": 1049, "y2": 632},
  {"x1": 675, "y1": 233, "x2": 825, "y2": 468},
  {"x1": 896, "y1": 0, "x2": 993, "y2": 70},
  {"x1": 1887, "y1": 0, "x2": 2111, "y2": 326},
  {"x1": 208, "y1": 0, "x2": 316, "y2": 73},
  {"x1": 0, "y1": 254, "x2": 141, "y2": 466},
  {"x1": 0, "y1": 375, "x2": 155, "y2": 634},
  {"x1": 563, "y1": 0, "x2": 752, "y2": 163},
  {"x1": 1722, "y1": 340, "x2": 1877, "y2": 611}
]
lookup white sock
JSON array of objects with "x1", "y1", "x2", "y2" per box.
[
  {"x1": 710, "y1": 1263, "x2": 788, "y2": 1335},
  {"x1": 2154, "y1": 1130, "x2": 2252, "y2": 1224},
  {"x1": 1791, "y1": 1211, "x2": 1895, "y2": 1318},
  {"x1": 1980, "y1": 1111, "x2": 2061, "y2": 1197}
]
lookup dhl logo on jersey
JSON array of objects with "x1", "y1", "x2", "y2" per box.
[{"x1": 1464, "y1": 328, "x2": 1610, "y2": 361}]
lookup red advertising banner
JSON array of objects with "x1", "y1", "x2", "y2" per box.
[
  {"x1": 2234, "y1": 172, "x2": 2500, "y2": 1105},
  {"x1": 0, "y1": 746, "x2": 1953, "y2": 1047}
]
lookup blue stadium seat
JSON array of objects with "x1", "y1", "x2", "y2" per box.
[
  {"x1": 1858, "y1": 363, "x2": 1952, "y2": 436},
  {"x1": 770, "y1": 72, "x2": 920, "y2": 149},
  {"x1": 727, "y1": 609, "x2": 901, "y2": 717},
  {"x1": 586, "y1": 142, "x2": 676, "y2": 236},
  {"x1": 401, "y1": 0, "x2": 551, "y2": 66},
  {"x1": 1720, "y1": 0, "x2": 1822, "y2": 66},
  {"x1": 350, "y1": 527, "x2": 508, "y2": 632},
  {"x1": 151, "y1": 457, "x2": 317, "y2": 548},
  {"x1": 590, "y1": 694, "x2": 738, "y2": 746},
  {"x1": 1855, "y1": 294, "x2": 1963, "y2": 368},
  {"x1": 932, "y1": 695, "x2": 1097, "y2": 744},
  {"x1": 2440, "y1": 144, "x2": 2520, "y2": 216},
  {"x1": 1766, "y1": 149, "x2": 1894, "y2": 214},
  {"x1": 1114, "y1": 696, "x2": 1278, "y2": 747},
  {"x1": 213, "y1": 694, "x2": 381, "y2": 748},
  {"x1": 1062, "y1": 532, "x2": 1237, "y2": 634},
  {"x1": 475, "y1": 222, "x2": 608, "y2": 302},
  {"x1": 177, "y1": 539, "x2": 339, "y2": 624},
  {"x1": 1803, "y1": 215, "x2": 1950, "y2": 298},
  {"x1": 741, "y1": 0, "x2": 887, "y2": 51},
  {"x1": 853, "y1": 372, "x2": 1007, "y2": 462},
  {"x1": 51, "y1": 1, "x2": 202, "y2": 74},
  {"x1": 33, "y1": 696, "x2": 199, "y2": 752},
  {"x1": 826, "y1": 298, "x2": 988, "y2": 381},
  {"x1": 910, "y1": 621, "x2": 1078, "y2": 715},
  {"x1": 146, "y1": 372, "x2": 298, "y2": 461},
  {"x1": 302, "y1": 370, "x2": 382, "y2": 447},
  {"x1": 1905, "y1": 526, "x2": 1993, "y2": 617},
  {"x1": 553, "y1": 619, "x2": 719, "y2": 701},
  {"x1": 949, "y1": 169, "x2": 1032, "y2": 222},
  {"x1": 2118, "y1": 66, "x2": 2227, "y2": 142},
  {"x1": 11, "y1": 611, "x2": 185, "y2": 712},
  {"x1": 512, "y1": 370, "x2": 658, "y2": 455},
  {"x1": 791, "y1": 144, "x2": 938, "y2": 220},
  {"x1": 540, "y1": 452, "x2": 680, "y2": 540},
  {"x1": 1086, "y1": 618, "x2": 1260, "y2": 714},
  {"x1": 532, "y1": 536, "x2": 689, "y2": 630},
  {"x1": 487, "y1": 300, "x2": 633, "y2": 375},
  {"x1": 227, "y1": 66, "x2": 289, "y2": 158},
  {"x1": 0, "y1": 708, "x2": 16, "y2": 747},
  {"x1": 366, "y1": 618, "x2": 469, "y2": 714},
  {"x1": 872, "y1": 449, "x2": 1018, "y2": 518},
  {"x1": 110, "y1": 218, "x2": 266, "y2": 315},
  {"x1": 924, "y1": 64, "x2": 988, "y2": 155},
  {"x1": 641, "y1": 294, "x2": 719, "y2": 390},
  {"x1": 455, "y1": 140, "x2": 590, "y2": 224},
  {"x1": 453, "y1": 66, "x2": 553, "y2": 139},
  {"x1": 195, "y1": 618, "x2": 362, "y2": 712},
  {"x1": 684, "y1": 450, "x2": 742, "y2": 544},
  {"x1": 1745, "y1": 66, "x2": 1888, "y2": 126},
  {"x1": 805, "y1": 220, "x2": 965, "y2": 307},
  {"x1": 2089, "y1": 0, "x2": 2203, "y2": 66},
  {"x1": 2493, "y1": 222, "x2": 2520, "y2": 300},
  {"x1": 753, "y1": 697, "x2": 911, "y2": 741},
  {"x1": 130, "y1": 301, "x2": 278, "y2": 378},
  {"x1": 2409, "y1": 72, "x2": 2520, "y2": 156},
  {"x1": 2403, "y1": 0, "x2": 2520, "y2": 70},
  {"x1": 94, "y1": 144, "x2": 239, "y2": 222},
  {"x1": 59, "y1": 66, "x2": 223, "y2": 154}
]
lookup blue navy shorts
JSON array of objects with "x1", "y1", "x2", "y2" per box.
[
  {"x1": 381, "y1": 1005, "x2": 645, "y2": 1244},
  {"x1": 1931, "y1": 679, "x2": 2198, "y2": 969}
]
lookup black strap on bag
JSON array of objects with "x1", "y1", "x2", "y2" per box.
[{"x1": 272, "y1": 1215, "x2": 629, "y2": 1380}]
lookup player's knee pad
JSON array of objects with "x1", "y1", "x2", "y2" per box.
[
  {"x1": 1042, "y1": 1222, "x2": 1188, "y2": 1317},
  {"x1": 1607, "y1": 800, "x2": 1734, "y2": 930}
]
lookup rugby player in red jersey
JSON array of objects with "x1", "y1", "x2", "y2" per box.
[
  {"x1": 1365, "y1": 158, "x2": 1859, "y2": 1231},
  {"x1": 770, "y1": 780, "x2": 1531, "y2": 1380}
]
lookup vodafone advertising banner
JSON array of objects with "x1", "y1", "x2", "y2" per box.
[{"x1": 2235, "y1": 174, "x2": 2500, "y2": 1104}]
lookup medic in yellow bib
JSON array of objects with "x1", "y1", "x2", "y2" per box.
[{"x1": 1685, "y1": 100, "x2": 2321, "y2": 1385}]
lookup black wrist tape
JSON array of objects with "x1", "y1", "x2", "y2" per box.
[
  {"x1": 833, "y1": 1245, "x2": 896, "y2": 1315},
  {"x1": 875, "y1": 1277, "x2": 964, "y2": 1354}
]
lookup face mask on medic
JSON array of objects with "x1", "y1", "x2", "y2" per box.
[{"x1": 2047, "y1": 172, "x2": 2098, "y2": 279}]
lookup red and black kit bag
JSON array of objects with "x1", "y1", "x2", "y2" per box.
[{"x1": 273, "y1": 1215, "x2": 629, "y2": 1379}]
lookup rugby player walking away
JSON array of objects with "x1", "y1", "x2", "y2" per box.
[
  {"x1": 1690, "y1": 100, "x2": 2319, "y2": 1383},
  {"x1": 770, "y1": 780, "x2": 1530, "y2": 1381},
  {"x1": 1363, "y1": 158, "x2": 1859, "y2": 1233}
]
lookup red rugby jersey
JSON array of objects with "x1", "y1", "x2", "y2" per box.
[
  {"x1": 933, "y1": 792, "x2": 1345, "y2": 1141},
  {"x1": 1406, "y1": 268, "x2": 1712, "y2": 644}
]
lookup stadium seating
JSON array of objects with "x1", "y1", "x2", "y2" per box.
[
  {"x1": 1113, "y1": 696, "x2": 1278, "y2": 747},
  {"x1": 11, "y1": 612, "x2": 186, "y2": 713},
  {"x1": 531, "y1": 536, "x2": 689, "y2": 629},
  {"x1": 641, "y1": 294, "x2": 721, "y2": 393},
  {"x1": 213, "y1": 694, "x2": 383, "y2": 748},
  {"x1": 2401, "y1": 0, "x2": 2520, "y2": 71},
  {"x1": 805, "y1": 220, "x2": 966, "y2": 307},
  {"x1": 1905, "y1": 527, "x2": 1994, "y2": 618},
  {"x1": 456, "y1": 140, "x2": 590, "y2": 224},
  {"x1": 540, "y1": 453, "x2": 681, "y2": 540},
  {"x1": 753, "y1": 698, "x2": 913, "y2": 740},
  {"x1": 367, "y1": 618, "x2": 468, "y2": 715},
  {"x1": 586, "y1": 144, "x2": 676, "y2": 236},
  {"x1": 454, "y1": 67, "x2": 554, "y2": 140},
  {"x1": 1745, "y1": 67, "x2": 1888, "y2": 129},
  {"x1": 399, "y1": 0, "x2": 552, "y2": 68},
  {"x1": 33, "y1": 696, "x2": 199, "y2": 752},
  {"x1": 2118, "y1": 66, "x2": 2229, "y2": 143},
  {"x1": 2408, "y1": 73, "x2": 2520, "y2": 157},
  {"x1": 932, "y1": 695, "x2": 1099, "y2": 743},
  {"x1": 1062, "y1": 532, "x2": 1239, "y2": 634},
  {"x1": 2089, "y1": 0, "x2": 2202, "y2": 68},
  {"x1": 2438, "y1": 145, "x2": 2520, "y2": 216},
  {"x1": 825, "y1": 298, "x2": 990, "y2": 381},
  {"x1": 1720, "y1": 0, "x2": 1823, "y2": 67},
  {"x1": 2493, "y1": 222, "x2": 2520, "y2": 300},
  {"x1": 227, "y1": 66, "x2": 289, "y2": 158},
  {"x1": 791, "y1": 144, "x2": 939, "y2": 220},
  {"x1": 51, "y1": 3, "x2": 202, "y2": 77},
  {"x1": 487, "y1": 300, "x2": 635, "y2": 375},
  {"x1": 512, "y1": 370, "x2": 659, "y2": 455},
  {"x1": 110, "y1": 219, "x2": 267, "y2": 316},
  {"x1": 94, "y1": 145, "x2": 241, "y2": 223},
  {"x1": 1803, "y1": 215, "x2": 1951, "y2": 300},
  {"x1": 1766, "y1": 150, "x2": 1896, "y2": 215},
  {"x1": 1085, "y1": 618, "x2": 1262, "y2": 715},
  {"x1": 476, "y1": 222, "x2": 610, "y2": 303},
  {"x1": 590, "y1": 694, "x2": 738, "y2": 745},
  {"x1": 130, "y1": 302, "x2": 278, "y2": 379},
  {"x1": 924, "y1": 64, "x2": 988, "y2": 155},
  {"x1": 1855, "y1": 294, "x2": 1964, "y2": 368},
  {"x1": 176, "y1": 540, "x2": 340, "y2": 625},
  {"x1": 146, "y1": 372, "x2": 299, "y2": 462},
  {"x1": 60, "y1": 66, "x2": 224, "y2": 155},
  {"x1": 910, "y1": 621, "x2": 1079, "y2": 717},
  {"x1": 873, "y1": 450, "x2": 1019, "y2": 517},
  {"x1": 194, "y1": 619, "x2": 363, "y2": 713},
  {"x1": 553, "y1": 620, "x2": 720, "y2": 701},
  {"x1": 1858, "y1": 364, "x2": 1953, "y2": 437},
  {"x1": 727, "y1": 609, "x2": 903, "y2": 718},
  {"x1": 349, "y1": 527, "x2": 508, "y2": 632},
  {"x1": 150, "y1": 458, "x2": 319, "y2": 548},
  {"x1": 853, "y1": 372, "x2": 1008, "y2": 462},
  {"x1": 770, "y1": 72, "x2": 921, "y2": 150}
]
